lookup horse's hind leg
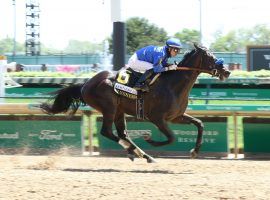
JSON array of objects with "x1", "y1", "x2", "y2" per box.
[
  {"x1": 100, "y1": 113, "x2": 120, "y2": 143},
  {"x1": 113, "y1": 112, "x2": 135, "y2": 160},
  {"x1": 114, "y1": 112, "x2": 156, "y2": 163}
]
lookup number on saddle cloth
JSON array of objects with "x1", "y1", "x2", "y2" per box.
[
  {"x1": 114, "y1": 69, "x2": 142, "y2": 100},
  {"x1": 116, "y1": 68, "x2": 142, "y2": 87},
  {"x1": 116, "y1": 70, "x2": 131, "y2": 85}
]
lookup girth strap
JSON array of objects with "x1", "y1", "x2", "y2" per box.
[{"x1": 136, "y1": 92, "x2": 144, "y2": 120}]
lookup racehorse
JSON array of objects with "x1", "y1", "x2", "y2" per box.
[{"x1": 40, "y1": 44, "x2": 230, "y2": 163}]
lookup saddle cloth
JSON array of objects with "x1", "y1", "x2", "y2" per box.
[{"x1": 113, "y1": 68, "x2": 159, "y2": 99}]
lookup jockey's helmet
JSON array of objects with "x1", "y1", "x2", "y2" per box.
[{"x1": 166, "y1": 38, "x2": 182, "y2": 49}]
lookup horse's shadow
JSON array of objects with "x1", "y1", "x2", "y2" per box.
[{"x1": 62, "y1": 168, "x2": 193, "y2": 175}]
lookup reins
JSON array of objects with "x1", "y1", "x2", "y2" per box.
[
  {"x1": 176, "y1": 66, "x2": 215, "y2": 75},
  {"x1": 176, "y1": 53, "x2": 217, "y2": 76}
]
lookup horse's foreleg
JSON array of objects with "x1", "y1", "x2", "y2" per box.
[
  {"x1": 171, "y1": 113, "x2": 204, "y2": 158},
  {"x1": 114, "y1": 112, "x2": 156, "y2": 163},
  {"x1": 119, "y1": 135, "x2": 156, "y2": 163},
  {"x1": 144, "y1": 119, "x2": 175, "y2": 147}
]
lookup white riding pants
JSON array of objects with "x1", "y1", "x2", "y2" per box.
[{"x1": 127, "y1": 54, "x2": 153, "y2": 73}]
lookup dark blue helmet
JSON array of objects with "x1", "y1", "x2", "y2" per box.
[{"x1": 166, "y1": 38, "x2": 182, "y2": 49}]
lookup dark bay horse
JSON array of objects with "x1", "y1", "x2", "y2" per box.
[{"x1": 40, "y1": 44, "x2": 230, "y2": 163}]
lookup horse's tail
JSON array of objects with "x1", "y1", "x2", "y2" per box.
[{"x1": 40, "y1": 84, "x2": 85, "y2": 116}]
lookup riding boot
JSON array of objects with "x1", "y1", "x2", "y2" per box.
[{"x1": 133, "y1": 69, "x2": 154, "y2": 92}]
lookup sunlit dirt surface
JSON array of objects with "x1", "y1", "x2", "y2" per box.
[{"x1": 0, "y1": 155, "x2": 270, "y2": 200}]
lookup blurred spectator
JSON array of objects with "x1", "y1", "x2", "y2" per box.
[
  {"x1": 91, "y1": 63, "x2": 99, "y2": 71},
  {"x1": 92, "y1": 63, "x2": 98, "y2": 69},
  {"x1": 56, "y1": 65, "x2": 79, "y2": 73},
  {"x1": 16, "y1": 64, "x2": 24, "y2": 72},
  {"x1": 6, "y1": 62, "x2": 16, "y2": 72},
  {"x1": 228, "y1": 63, "x2": 242, "y2": 70},
  {"x1": 41, "y1": 64, "x2": 47, "y2": 72},
  {"x1": 6, "y1": 62, "x2": 24, "y2": 72}
]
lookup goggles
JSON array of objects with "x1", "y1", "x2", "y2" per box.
[{"x1": 172, "y1": 48, "x2": 180, "y2": 53}]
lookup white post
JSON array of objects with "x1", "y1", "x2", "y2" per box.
[
  {"x1": 198, "y1": 0, "x2": 202, "y2": 45},
  {"x1": 12, "y1": 0, "x2": 17, "y2": 56},
  {"x1": 0, "y1": 55, "x2": 7, "y2": 103},
  {"x1": 111, "y1": 0, "x2": 126, "y2": 71},
  {"x1": 111, "y1": 0, "x2": 122, "y2": 22}
]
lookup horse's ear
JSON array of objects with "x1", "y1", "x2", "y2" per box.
[
  {"x1": 194, "y1": 43, "x2": 205, "y2": 51},
  {"x1": 194, "y1": 43, "x2": 199, "y2": 50}
]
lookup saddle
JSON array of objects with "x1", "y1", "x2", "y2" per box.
[
  {"x1": 113, "y1": 68, "x2": 160, "y2": 120},
  {"x1": 113, "y1": 68, "x2": 159, "y2": 99}
]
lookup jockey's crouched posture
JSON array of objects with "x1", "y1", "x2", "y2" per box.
[{"x1": 127, "y1": 38, "x2": 182, "y2": 92}]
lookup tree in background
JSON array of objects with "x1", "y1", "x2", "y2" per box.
[
  {"x1": 64, "y1": 40, "x2": 102, "y2": 54},
  {"x1": 2, "y1": 22, "x2": 270, "y2": 55},
  {"x1": 108, "y1": 18, "x2": 201, "y2": 54},
  {"x1": 0, "y1": 37, "x2": 103, "y2": 55},
  {"x1": 210, "y1": 24, "x2": 270, "y2": 52},
  {"x1": 126, "y1": 17, "x2": 168, "y2": 54},
  {"x1": 0, "y1": 37, "x2": 24, "y2": 54},
  {"x1": 210, "y1": 30, "x2": 241, "y2": 52},
  {"x1": 174, "y1": 28, "x2": 200, "y2": 49},
  {"x1": 41, "y1": 44, "x2": 62, "y2": 54}
]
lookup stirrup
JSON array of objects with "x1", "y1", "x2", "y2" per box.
[
  {"x1": 141, "y1": 85, "x2": 150, "y2": 92},
  {"x1": 134, "y1": 84, "x2": 149, "y2": 92}
]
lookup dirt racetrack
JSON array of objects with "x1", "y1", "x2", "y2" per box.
[{"x1": 0, "y1": 155, "x2": 270, "y2": 200}]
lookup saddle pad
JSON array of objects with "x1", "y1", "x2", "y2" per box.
[{"x1": 114, "y1": 83, "x2": 138, "y2": 99}]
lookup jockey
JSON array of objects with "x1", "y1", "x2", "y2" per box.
[{"x1": 127, "y1": 38, "x2": 182, "y2": 92}]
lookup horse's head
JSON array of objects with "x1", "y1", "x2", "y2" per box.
[{"x1": 178, "y1": 44, "x2": 231, "y2": 80}]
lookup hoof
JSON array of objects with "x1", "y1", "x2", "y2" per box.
[
  {"x1": 142, "y1": 134, "x2": 151, "y2": 141},
  {"x1": 190, "y1": 148, "x2": 198, "y2": 159},
  {"x1": 127, "y1": 153, "x2": 135, "y2": 161},
  {"x1": 146, "y1": 156, "x2": 157, "y2": 163}
]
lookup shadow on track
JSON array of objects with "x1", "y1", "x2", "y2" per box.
[{"x1": 62, "y1": 168, "x2": 193, "y2": 175}]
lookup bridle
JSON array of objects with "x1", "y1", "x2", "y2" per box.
[
  {"x1": 176, "y1": 66, "x2": 218, "y2": 76},
  {"x1": 176, "y1": 51, "x2": 218, "y2": 76}
]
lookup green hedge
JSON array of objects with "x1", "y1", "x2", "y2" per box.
[{"x1": 8, "y1": 69, "x2": 270, "y2": 78}]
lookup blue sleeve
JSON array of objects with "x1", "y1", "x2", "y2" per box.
[
  {"x1": 153, "y1": 65, "x2": 166, "y2": 73},
  {"x1": 152, "y1": 55, "x2": 166, "y2": 73}
]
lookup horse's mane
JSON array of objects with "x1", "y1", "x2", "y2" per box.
[
  {"x1": 178, "y1": 45, "x2": 213, "y2": 66},
  {"x1": 178, "y1": 49, "x2": 196, "y2": 66}
]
